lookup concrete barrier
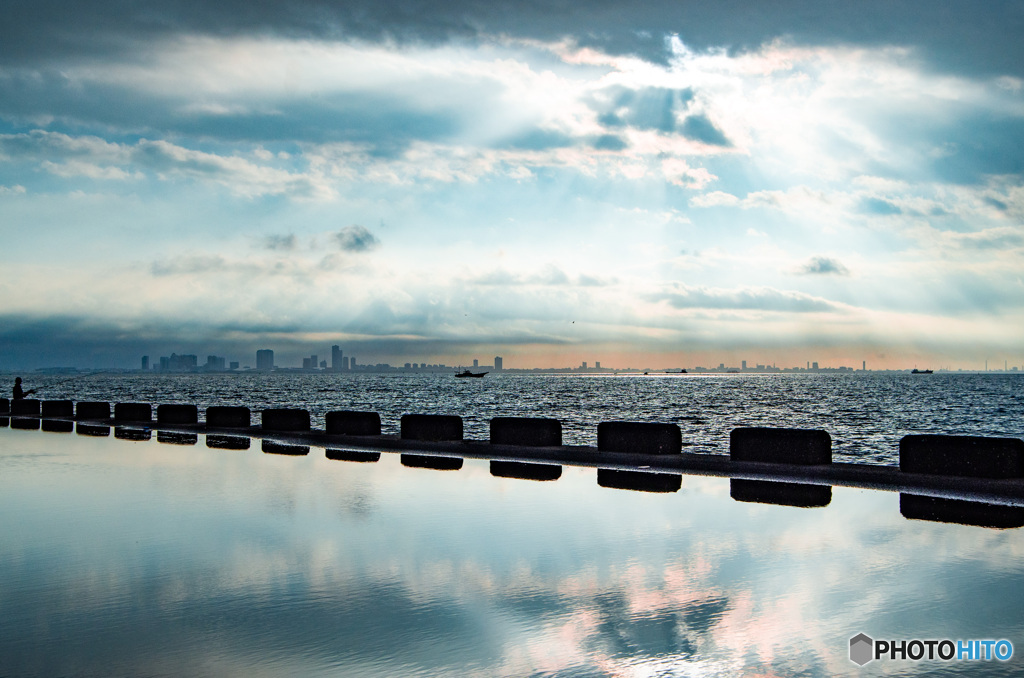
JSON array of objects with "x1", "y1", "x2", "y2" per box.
[
  {"x1": 730, "y1": 427, "x2": 832, "y2": 465},
  {"x1": 76, "y1": 401, "x2": 110, "y2": 420},
  {"x1": 597, "y1": 469, "x2": 681, "y2": 493},
  {"x1": 730, "y1": 479, "x2": 832, "y2": 508},
  {"x1": 326, "y1": 411, "x2": 382, "y2": 436},
  {"x1": 157, "y1": 404, "x2": 198, "y2": 425},
  {"x1": 41, "y1": 400, "x2": 74, "y2": 418},
  {"x1": 490, "y1": 460, "x2": 562, "y2": 481},
  {"x1": 114, "y1": 403, "x2": 152, "y2": 424},
  {"x1": 76, "y1": 423, "x2": 110, "y2": 437},
  {"x1": 262, "y1": 409, "x2": 310, "y2": 432},
  {"x1": 11, "y1": 418, "x2": 40, "y2": 430},
  {"x1": 900, "y1": 494, "x2": 1024, "y2": 529},
  {"x1": 401, "y1": 414, "x2": 463, "y2": 442},
  {"x1": 157, "y1": 431, "x2": 198, "y2": 445},
  {"x1": 206, "y1": 435, "x2": 251, "y2": 450},
  {"x1": 326, "y1": 449, "x2": 381, "y2": 463},
  {"x1": 41, "y1": 420, "x2": 74, "y2": 433},
  {"x1": 262, "y1": 440, "x2": 309, "y2": 456},
  {"x1": 115, "y1": 427, "x2": 151, "y2": 441},
  {"x1": 11, "y1": 399, "x2": 40, "y2": 417},
  {"x1": 401, "y1": 454, "x2": 463, "y2": 470},
  {"x1": 899, "y1": 435, "x2": 1024, "y2": 479},
  {"x1": 490, "y1": 417, "x2": 562, "y2": 447},
  {"x1": 206, "y1": 406, "x2": 251, "y2": 429},
  {"x1": 597, "y1": 421, "x2": 681, "y2": 455},
  {"x1": 0, "y1": 398, "x2": 8, "y2": 414},
  {"x1": 0, "y1": 416, "x2": 8, "y2": 427}
]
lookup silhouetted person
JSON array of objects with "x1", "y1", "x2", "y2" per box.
[{"x1": 12, "y1": 377, "x2": 35, "y2": 400}]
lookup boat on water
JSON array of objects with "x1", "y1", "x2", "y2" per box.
[
  {"x1": 911, "y1": 368, "x2": 934, "y2": 374},
  {"x1": 455, "y1": 370, "x2": 488, "y2": 378}
]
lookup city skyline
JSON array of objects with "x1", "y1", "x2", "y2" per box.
[{"x1": 2, "y1": 3, "x2": 1023, "y2": 370}]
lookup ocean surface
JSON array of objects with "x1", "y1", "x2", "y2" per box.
[{"x1": 15, "y1": 371, "x2": 1024, "y2": 466}]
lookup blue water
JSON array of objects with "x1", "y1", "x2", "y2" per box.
[
  {"x1": 19, "y1": 372, "x2": 1024, "y2": 466},
  {"x1": 1, "y1": 426, "x2": 1022, "y2": 677}
]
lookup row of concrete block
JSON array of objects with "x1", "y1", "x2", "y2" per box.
[{"x1": 2, "y1": 398, "x2": 1023, "y2": 480}]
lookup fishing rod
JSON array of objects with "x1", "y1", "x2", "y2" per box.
[{"x1": 15, "y1": 371, "x2": 106, "y2": 396}]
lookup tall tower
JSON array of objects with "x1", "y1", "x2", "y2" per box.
[
  {"x1": 494, "y1": 356, "x2": 503, "y2": 371},
  {"x1": 256, "y1": 349, "x2": 274, "y2": 371},
  {"x1": 332, "y1": 345, "x2": 343, "y2": 372}
]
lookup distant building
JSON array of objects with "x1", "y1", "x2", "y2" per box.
[
  {"x1": 206, "y1": 355, "x2": 226, "y2": 370},
  {"x1": 595, "y1": 361, "x2": 600, "y2": 369},
  {"x1": 742, "y1": 360, "x2": 747, "y2": 370},
  {"x1": 494, "y1": 356, "x2": 503, "y2": 371},
  {"x1": 812, "y1": 362, "x2": 819, "y2": 370},
  {"x1": 331, "y1": 345, "x2": 343, "y2": 371},
  {"x1": 256, "y1": 349, "x2": 274, "y2": 371},
  {"x1": 229, "y1": 361, "x2": 239, "y2": 370},
  {"x1": 473, "y1": 359, "x2": 479, "y2": 368},
  {"x1": 141, "y1": 356, "x2": 149, "y2": 371},
  {"x1": 350, "y1": 356, "x2": 356, "y2": 369},
  {"x1": 320, "y1": 360, "x2": 327, "y2": 369},
  {"x1": 863, "y1": 360, "x2": 866, "y2": 371},
  {"x1": 582, "y1": 361, "x2": 587, "y2": 369},
  {"x1": 343, "y1": 357, "x2": 350, "y2": 370}
]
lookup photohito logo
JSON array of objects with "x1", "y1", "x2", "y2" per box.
[{"x1": 849, "y1": 633, "x2": 1013, "y2": 666}]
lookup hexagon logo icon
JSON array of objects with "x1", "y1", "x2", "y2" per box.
[{"x1": 850, "y1": 633, "x2": 874, "y2": 666}]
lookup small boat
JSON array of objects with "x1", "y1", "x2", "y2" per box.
[
  {"x1": 455, "y1": 370, "x2": 487, "y2": 378},
  {"x1": 911, "y1": 369, "x2": 934, "y2": 374}
]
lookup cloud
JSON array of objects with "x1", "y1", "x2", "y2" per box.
[
  {"x1": 264, "y1": 234, "x2": 297, "y2": 251},
  {"x1": 334, "y1": 225, "x2": 381, "y2": 252},
  {"x1": 679, "y1": 114, "x2": 730, "y2": 147},
  {"x1": 798, "y1": 256, "x2": 850, "y2": 276},
  {"x1": 150, "y1": 255, "x2": 228, "y2": 276},
  {"x1": 652, "y1": 283, "x2": 841, "y2": 313}
]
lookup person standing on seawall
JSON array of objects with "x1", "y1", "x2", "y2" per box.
[{"x1": 12, "y1": 377, "x2": 35, "y2": 400}]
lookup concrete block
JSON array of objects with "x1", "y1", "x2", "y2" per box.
[
  {"x1": 157, "y1": 404, "x2": 198, "y2": 425},
  {"x1": 900, "y1": 494, "x2": 1024, "y2": 529},
  {"x1": 730, "y1": 427, "x2": 832, "y2": 465},
  {"x1": 11, "y1": 418, "x2": 40, "y2": 430},
  {"x1": 0, "y1": 398, "x2": 9, "y2": 414},
  {"x1": 41, "y1": 400, "x2": 73, "y2": 418},
  {"x1": 41, "y1": 420, "x2": 74, "y2": 433},
  {"x1": 490, "y1": 460, "x2": 562, "y2": 481},
  {"x1": 206, "y1": 406, "x2": 251, "y2": 429},
  {"x1": 261, "y1": 408, "x2": 310, "y2": 432},
  {"x1": 730, "y1": 479, "x2": 832, "y2": 508},
  {"x1": 158, "y1": 431, "x2": 198, "y2": 445},
  {"x1": 401, "y1": 414, "x2": 463, "y2": 441},
  {"x1": 0, "y1": 416, "x2": 8, "y2": 427},
  {"x1": 899, "y1": 435, "x2": 1024, "y2": 479},
  {"x1": 76, "y1": 423, "x2": 110, "y2": 437},
  {"x1": 115, "y1": 427, "x2": 151, "y2": 441},
  {"x1": 11, "y1": 399, "x2": 40, "y2": 417},
  {"x1": 114, "y1": 402, "x2": 152, "y2": 423},
  {"x1": 326, "y1": 411, "x2": 382, "y2": 436},
  {"x1": 326, "y1": 449, "x2": 381, "y2": 463},
  {"x1": 597, "y1": 469, "x2": 681, "y2": 493},
  {"x1": 490, "y1": 417, "x2": 562, "y2": 447},
  {"x1": 262, "y1": 440, "x2": 309, "y2": 456},
  {"x1": 76, "y1": 401, "x2": 110, "y2": 420},
  {"x1": 597, "y1": 421, "x2": 681, "y2": 455},
  {"x1": 206, "y1": 435, "x2": 251, "y2": 450},
  {"x1": 401, "y1": 454, "x2": 463, "y2": 470}
]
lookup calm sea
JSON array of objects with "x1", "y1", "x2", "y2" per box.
[{"x1": 16, "y1": 371, "x2": 1024, "y2": 466}]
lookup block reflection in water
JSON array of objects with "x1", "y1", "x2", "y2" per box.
[
  {"x1": 157, "y1": 431, "x2": 198, "y2": 446},
  {"x1": 401, "y1": 454, "x2": 464, "y2": 470},
  {"x1": 597, "y1": 469, "x2": 682, "y2": 493},
  {"x1": 900, "y1": 494, "x2": 1024, "y2": 529},
  {"x1": 11, "y1": 418, "x2": 40, "y2": 431},
  {"x1": 76, "y1": 423, "x2": 110, "y2": 437},
  {"x1": 326, "y1": 449, "x2": 381, "y2": 463},
  {"x1": 115, "y1": 427, "x2": 151, "y2": 442},
  {"x1": 262, "y1": 440, "x2": 310, "y2": 456},
  {"x1": 41, "y1": 420, "x2": 74, "y2": 433},
  {"x1": 0, "y1": 417, "x2": 8, "y2": 428},
  {"x1": 730, "y1": 479, "x2": 832, "y2": 508},
  {"x1": 490, "y1": 460, "x2": 562, "y2": 481},
  {"x1": 206, "y1": 435, "x2": 251, "y2": 450}
]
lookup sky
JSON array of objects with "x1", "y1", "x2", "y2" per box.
[{"x1": 1, "y1": 1, "x2": 1023, "y2": 370}]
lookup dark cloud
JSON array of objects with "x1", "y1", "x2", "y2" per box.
[
  {"x1": 334, "y1": 225, "x2": 380, "y2": 252},
  {"x1": 593, "y1": 134, "x2": 628, "y2": 151},
  {"x1": 799, "y1": 256, "x2": 850, "y2": 276},
  {"x1": 984, "y1": 196, "x2": 1009, "y2": 211},
  {"x1": 860, "y1": 197, "x2": 902, "y2": 216},
  {"x1": 2, "y1": 1, "x2": 1021, "y2": 79},
  {"x1": 679, "y1": 115, "x2": 730, "y2": 147},
  {"x1": 150, "y1": 255, "x2": 228, "y2": 276}
]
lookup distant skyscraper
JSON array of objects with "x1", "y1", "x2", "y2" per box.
[
  {"x1": 473, "y1": 359, "x2": 479, "y2": 367},
  {"x1": 229, "y1": 361, "x2": 239, "y2": 370},
  {"x1": 350, "y1": 356, "x2": 356, "y2": 369},
  {"x1": 332, "y1": 345, "x2": 343, "y2": 371},
  {"x1": 582, "y1": 361, "x2": 587, "y2": 369},
  {"x1": 812, "y1": 361, "x2": 819, "y2": 370},
  {"x1": 343, "y1": 357, "x2": 350, "y2": 370},
  {"x1": 494, "y1": 356, "x2": 503, "y2": 371},
  {"x1": 141, "y1": 356, "x2": 149, "y2": 371},
  {"x1": 742, "y1": 360, "x2": 747, "y2": 370},
  {"x1": 595, "y1": 361, "x2": 600, "y2": 369},
  {"x1": 863, "y1": 360, "x2": 866, "y2": 371},
  {"x1": 256, "y1": 349, "x2": 274, "y2": 371}
]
